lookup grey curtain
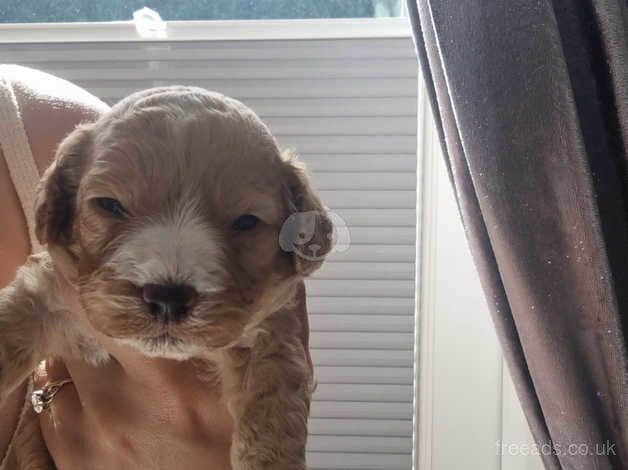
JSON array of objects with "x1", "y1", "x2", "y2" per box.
[{"x1": 407, "y1": 1, "x2": 628, "y2": 468}]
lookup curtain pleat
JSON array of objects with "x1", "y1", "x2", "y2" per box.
[{"x1": 408, "y1": 1, "x2": 628, "y2": 468}]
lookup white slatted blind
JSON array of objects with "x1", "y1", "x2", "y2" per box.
[{"x1": 1, "y1": 33, "x2": 417, "y2": 469}]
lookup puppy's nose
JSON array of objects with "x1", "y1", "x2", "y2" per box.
[{"x1": 142, "y1": 283, "x2": 197, "y2": 323}]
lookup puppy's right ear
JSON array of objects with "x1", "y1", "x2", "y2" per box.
[
  {"x1": 35, "y1": 123, "x2": 93, "y2": 247},
  {"x1": 279, "y1": 150, "x2": 334, "y2": 276}
]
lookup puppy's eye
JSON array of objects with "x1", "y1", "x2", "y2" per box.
[
  {"x1": 93, "y1": 197, "x2": 127, "y2": 218},
  {"x1": 232, "y1": 214, "x2": 259, "y2": 231}
]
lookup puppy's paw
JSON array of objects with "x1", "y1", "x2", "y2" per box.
[
  {"x1": 69, "y1": 333, "x2": 110, "y2": 366},
  {"x1": 80, "y1": 344, "x2": 111, "y2": 366}
]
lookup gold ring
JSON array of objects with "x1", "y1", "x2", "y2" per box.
[{"x1": 31, "y1": 379, "x2": 73, "y2": 414}]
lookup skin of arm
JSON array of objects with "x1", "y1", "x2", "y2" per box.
[{"x1": 0, "y1": 65, "x2": 107, "y2": 461}]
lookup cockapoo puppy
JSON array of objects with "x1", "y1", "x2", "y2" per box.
[{"x1": 0, "y1": 86, "x2": 333, "y2": 469}]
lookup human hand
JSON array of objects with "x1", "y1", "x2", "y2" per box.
[{"x1": 34, "y1": 281, "x2": 311, "y2": 470}]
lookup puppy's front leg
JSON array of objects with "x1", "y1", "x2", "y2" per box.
[
  {"x1": 224, "y1": 317, "x2": 312, "y2": 470},
  {"x1": 0, "y1": 253, "x2": 60, "y2": 403}
]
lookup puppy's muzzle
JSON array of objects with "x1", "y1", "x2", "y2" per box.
[{"x1": 142, "y1": 283, "x2": 198, "y2": 323}]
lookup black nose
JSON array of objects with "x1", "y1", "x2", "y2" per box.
[{"x1": 142, "y1": 283, "x2": 197, "y2": 323}]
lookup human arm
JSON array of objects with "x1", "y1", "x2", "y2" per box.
[{"x1": 0, "y1": 65, "x2": 108, "y2": 462}]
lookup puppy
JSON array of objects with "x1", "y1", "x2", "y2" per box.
[{"x1": 0, "y1": 86, "x2": 333, "y2": 469}]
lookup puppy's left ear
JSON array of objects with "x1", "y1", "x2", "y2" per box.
[
  {"x1": 35, "y1": 123, "x2": 94, "y2": 248},
  {"x1": 280, "y1": 150, "x2": 333, "y2": 276}
]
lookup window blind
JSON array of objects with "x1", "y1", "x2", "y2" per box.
[{"x1": 1, "y1": 33, "x2": 417, "y2": 469}]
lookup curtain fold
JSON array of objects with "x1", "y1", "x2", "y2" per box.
[{"x1": 408, "y1": 1, "x2": 628, "y2": 468}]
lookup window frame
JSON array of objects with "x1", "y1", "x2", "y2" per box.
[{"x1": 0, "y1": 17, "x2": 410, "y2": 43}]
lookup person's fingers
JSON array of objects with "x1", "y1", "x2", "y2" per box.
[
  {"x1": 33, "y1": 359, "x2": 83, "y2": 427},
  {"x1": 33, "y1": 359, "x2": 91, "y2": 468},
  {"x1": 61, "y1": 355, "x2": 125, "y2": 412},
  {"x1": 41, "y1": 406, "x2": 90, "y2": 470}
]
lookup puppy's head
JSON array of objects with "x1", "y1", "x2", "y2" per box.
[{"x1": 35, "y1": 86, "x2": 332, "y2": 358}]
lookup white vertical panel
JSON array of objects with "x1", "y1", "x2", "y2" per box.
[
  {"x1": 417, "y1": 86, "x2": 544, "y2": 470},
  {"x1": 417, "y1": 102, "x2": 502, "y2": 470},
  {"x1": 501, "y1": 364, "x2": 545, "y2": 470}
]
